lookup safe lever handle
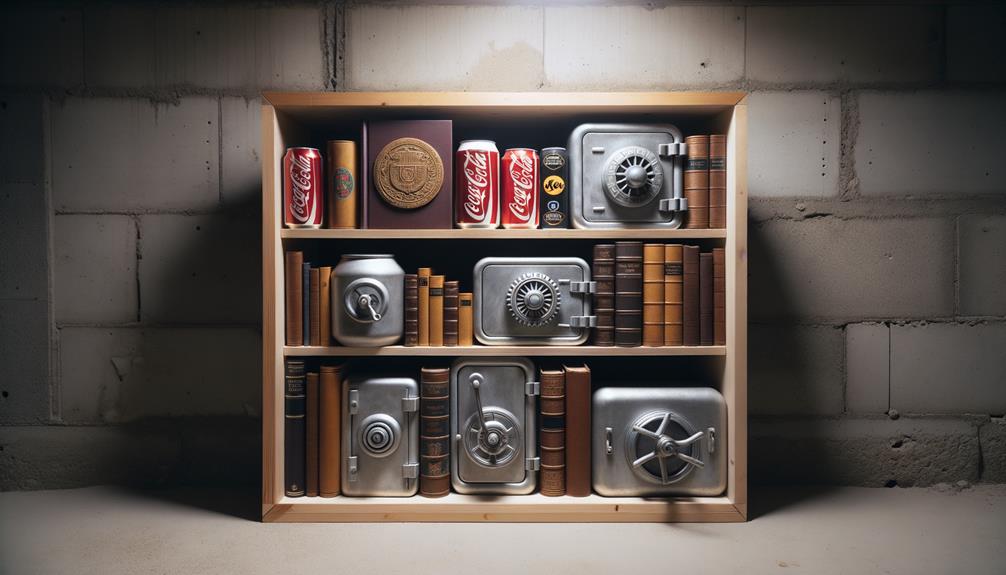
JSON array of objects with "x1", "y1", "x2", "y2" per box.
[
  {"x1": 357, "y1": 294, "x2": 382, "y2": 321},
  {"x1": 469, "y1": 373, "x2": 488, "y2": 434}
]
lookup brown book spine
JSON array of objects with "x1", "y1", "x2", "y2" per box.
[
  {"x1": 684, "y1": 135, "x2": 710, "y2": 229},
  {"x1": 713, "y1": 247, "x2": 726, "y2": 346},
  {"x1": 663, "y1": 244, "x2": 684, "y2": 346},
  {"x1": 326, "y1": 140, "x2": 358, "y2": 229},
  {"x1": 683, "y1": 245, "x2": 700, "y2": 346},
  {"x1": 319, "y1": 364, "x2": 343, "y2": 497},
  {"x1": 458, "y1": 292, "x2": 473, "y2": 346},
  {"x1": 592, "y1": 244, "x2": 615, "y2": 346},
  {"x1": 615, "y1": 241, "x2": 643, "y2": 347},
  {"x1": 319, "y1": 266, "x2": 332, "y2": 345},
  {"x1": 284, "y1": 251, "x2": 304, "y2": 346},
  {"x1": 642, "y1": 243, "x2": 665, "y2": 347},
  {"x1": 429, "y1": 275, "x2": 445, "y2": 346},
  {"x1": 444, "y1": 280, "x2": 459, "y2": 347},
  {"x1": 309, "y1": 268, "x2": 321, "y2": 346},
  {"x1": 709, "y1": 134, "x2": 727, "y2": 230},
  {"x1": 284, "y1": 360, "x2": 306, "y2": 497},
  {"x1": 420, "y1": 367, "x2": 450, "y2": 497},
  {"x1": 418, "y1": 268, "x2": 431, "y2": 346},
  {"x1": 700, "y1": 253, "x2": 713, "y2": 346},
  {"x1": 563, "y1": 364, "x2": 591, "y2": 497},
  {"x1": 540, "y1": 368, "x2": 566, "y2": 497},
  {"x1": 305, "y1": 372, "x2": 319, "y2": 497},
  {"x1": 404, "y1": 274, "x2": 418, "y2": 347}
]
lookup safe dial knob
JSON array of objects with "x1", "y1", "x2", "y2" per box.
[
  {"x1": 603, "y1": 146, "x2": 664, "y2": 207},
  {"x1": 343, "y1": 278, "x2": 390, "y2": 323},
  {"x1": 506, "y1": 272, "x2": 560, "y2": 327},
  {"x1": 359, "y1": 414, "x2": 401, "y2": 458}
]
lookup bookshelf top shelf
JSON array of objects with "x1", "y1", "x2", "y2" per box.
[
  {"x1": 284, "y1": 345, "x2": 726, "y2": 357},
  {"x1": 281, "y1": 228, "x2": 727, "y2": 240}
]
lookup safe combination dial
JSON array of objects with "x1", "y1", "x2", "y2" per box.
[
  {"x1": 603, "y1": 146, "x2": 664, "y2": 207},
  {"x1": 462, "y1": 373, "x2": 521, "y2": 468},
  {"x1": 506, "y1": 272, "x2": 560, "y2": 327}
]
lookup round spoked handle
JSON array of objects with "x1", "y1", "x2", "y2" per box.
[{"x1": 631, "y1": 413, "x2": 707, "y2": 484}]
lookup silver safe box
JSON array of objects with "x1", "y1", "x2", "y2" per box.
[
  {"x1": 592, "y1": 387, "x2": 726, "y2": 497},
  {"x1": 568, "y1": 123, "x2": 687, "y2": 229},
  {"x1": 331, "y1": 254, "x2": 404, "y2": 347},
  {"x1": 473, "y1": 257, "x2": 595, "y2": 346},
  {"x1": 451, "y1": 357, "x2": 538, "y2": 494},
  {"x1": 342, "y1": 376, "x2": 419, "y2": 496}
]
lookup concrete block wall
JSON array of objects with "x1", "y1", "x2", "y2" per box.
[{"x1": 0, "y1": 1, "x2": 1003, "y2": 490}]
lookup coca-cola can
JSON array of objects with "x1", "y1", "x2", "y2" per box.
[
  {"x1": 283, "y1": 147, "x2": 323, "y2": 229},
  {"x1": 502, "y1": 148, "x2": 539, "y2": 229},
  {"x1": 455, "y1": 140, "x2": 500, "y2": 228}
]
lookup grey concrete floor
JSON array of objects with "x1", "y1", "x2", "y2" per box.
[{"x1": 1, "y1": 485, "x2": 1005, "y2": 574}]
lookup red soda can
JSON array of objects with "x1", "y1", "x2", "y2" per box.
[
  {"x1": 502, "y1": 148, "x2": 539, "y2": 229},
  {"x1": 455, "y1": 140, "x2": 500, "y2": 228},
  {"x1": 283, "y1": 147, "x2": 323, "y2": 229}
]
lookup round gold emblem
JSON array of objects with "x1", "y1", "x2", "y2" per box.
[{"x1": 374, "y1": 137, "x2": 443, "y2": 210}]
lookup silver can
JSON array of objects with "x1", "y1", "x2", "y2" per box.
[{"x1": 331, "y1": 254, "x2": 404, "y2": 347}]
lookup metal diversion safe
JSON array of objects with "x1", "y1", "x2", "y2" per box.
[
  {"x1": 451, "y1": 357, "x2": 538, "y2": 494},
  {"x1": 331, "y1": 254, "x2": 404, "y2": 347},
  {"x1": 473, "y1": 257, "x2": 595, "y2": 346},
  {"x1": 592, "y1": 387, "x2": 726, "y2": 497},
  {"x1": 341, "y1": 376, "x2": 419, "y2": 497},
  {"x1": 568, "y1": 123, "x2": 687, "y2": 229}
]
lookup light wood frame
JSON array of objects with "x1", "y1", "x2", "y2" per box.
[{"x1": 262, "y1": 92, "x2": 747, "y2": 522}]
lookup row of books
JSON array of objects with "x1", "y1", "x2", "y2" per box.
[
  {"x1": 404, "y1": 269, "x2": 473, "y2": 347},
  {"x1": 284, "y1": 251, "x2": 331, "y2": 346},
  {"x1": 683, "y1": 134, "x2": 727, "y2": 230},
  {"x1": 593, "y1": 242, "x2": 726, "y2": 347}
]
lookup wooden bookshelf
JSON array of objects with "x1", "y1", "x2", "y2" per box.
[{"x1": 262, "y1": 91, "x2": 748, "y2": 523}]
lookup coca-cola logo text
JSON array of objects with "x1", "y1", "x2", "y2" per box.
[
  {"x1": 463, "y1": 151, "x2": 490, "y2": 221},
  {"x1": 507, "y1": 153, "x2": 535, "y2": 222},
  {"x1": 289, "y1": 154, "x2": 314, "y2": 223}
]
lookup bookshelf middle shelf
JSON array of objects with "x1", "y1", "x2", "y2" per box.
[{"x1": 283, "y1": 345, "x2": 727, "y2": 357}]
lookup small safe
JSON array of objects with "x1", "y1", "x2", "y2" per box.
[
  {"x1": 592, "y1": 387, "x2": 726, "y2": 497},
  {"x1": 341, "y1": 377, "x2": 419, "y2": 497},
  {"x1": 451, "y1": 357, "x2": 538, "y2": 494},
  {"x1": 473, "y1": 257, "x2": 595, "y2": 346},
  {"x1": 568, "y1": 123, "x2": 687, "y2": 229}
]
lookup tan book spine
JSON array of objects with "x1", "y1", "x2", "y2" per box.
[
  {"x1": 663, "y1": 244, "x2": 684, "y2": 346},
  {"x1": 309, "y1": 268, "x2": 321, "y2": 346},
  {"x1": 713, "y1": 247, "x2": 726, "y2": 346},
  {"x1": 319, "y1": 266, "x2": 332, "y2": 345},
  {"x1": 458, "y1": 292, "x2": 473, "y2": 346},
  {"x1": 284, "y1": 251, "x2": 304, "y2": 346},
  {"x1": 684, "y1": 135, "x2": 710, "y2": 229},
  {"x1": 642, "y1": 243, "x2": 665, "y2": 347},
  {"x1": 326, "y1": 140, "x2": 358, "y2": 229},
  {"x1": 709, "y1": 134, "x2": 727, "y2": 230},
  {"x1": 319, "y1": 365, "x2": 342, "y2": 497},
  {"x1": 429, "y1": 275, "x2": 445, "y2": 347},
  {"x1": 305, "y1": 372, "x2": 319, "y2": 497},
  {"x1": 418, "y1": 268, "x2": 431, "y2": 346}
]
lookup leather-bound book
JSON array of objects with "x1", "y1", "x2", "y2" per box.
[
  {"x1": 305, "y1": 371, "x2": 319, "y2": 497},
  {"x1": 614, "y1": 241, "x2": 643, "y2": 347},
  {"x1": 319, "y1": 364, "x2": 343, "y2": 497},
  {"x1": 418, "y1": 268, "x2": 431, "y2": 346},
  {"x1": 319, "y1": 266, "x2": 332, "y2": 345},
  {"x1": 563, "y1": 364, "x2": 591, "y2": 497},
  {"x1": 309, "y1": 267, "x2": 321, "y2": 346},
  {"x1": 443, "y1": 280, "x2": 459, "y2": 347},
  {"x1": 302, "y1": 261, "x2": 311, "y2": 345},
  {"x1": 284, "y1": 251, "x2": 304, "y2": 346},
  {"x1": 592, "y1": 244, "x2": 615, "y2": 346},
  {"x1": 684, "y1": 135, "x2": 710, "y2": 229},
  {"x1": 642, "y1": 243, "x2": 665, "y2": 347},
  {"x1": 700, "y1": 252, "x2": 713, "y2": 346},
  {"x1": 420, "y1": 367, "x2": 450, "y2": 497},
  {"x1": 284, "y1": 360, "x2": 306, "y2": 497},
  {"x1": 458, "y1": 292, "x2": 473, "y2": 346},
  {"x1": 713, "y1": 248, "x2": 726, "y2": 346},
  {"x1": 663, "y1": 244, "x2": 684, "y2": 346},
  {"x1": 682, "y1": 245, "x2": 700, "y2": 346},
  {"x1": 709, "y1": 135, "x2": 727, "y2": 230},
  {"x1": 429, "y1": 275, "x2": 445, "y2": 346},
  {"x1": 539, "y1": 368, "x2": 566, "y2": 497},
  {"x1": 404, "y1": 274, "x2": 418, "y2": 347}
]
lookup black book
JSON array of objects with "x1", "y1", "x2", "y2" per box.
[{"x1": 285, "y1": 359, "x2": 307, "y2": 497}]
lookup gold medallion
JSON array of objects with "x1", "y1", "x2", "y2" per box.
[{"x1": 374, "y1": 137, "x2": 443, "y2": 209}]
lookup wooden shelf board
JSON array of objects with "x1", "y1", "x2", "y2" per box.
[
  {"x1": 281, "y1": 228, "x2": 727, "y2": 240},
  {"x1": 284, "y1": 345, "x2": 726, "y2": 357},
  {"x1": 267, "y1": 493, "x2": 743, "y2": 523}
]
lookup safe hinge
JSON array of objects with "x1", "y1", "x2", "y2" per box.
[
  {"x1": 348, "y1": 390, "x2": 360, "y2": 415},
  {"x1": 659, "y1": 197, "x2": 688, "y2": 213},
  {"x1": 525, "y1": 380, "x2": 540, "y2": 396},
  {"x1": 526, "y1": 457, "x2": 541, "y2": 472},
  {"x1": 658, "y1": 142, "x2": 687, "y2": 157},
  {"x1": 559, "y1": 315, "x2": 597, "y2": 329},
  {"x1": 569, "y1": 280, "x2": 597, "y2": 294},
  {"x1": 347, "y1": 456, "x2": 359, "y2": 482},
  {"x1": 402, "y1": 462, "x2": 419, "y2": 479},
  {"x1": 401, "y1": 396, "x2": 419, "y2": 413}
]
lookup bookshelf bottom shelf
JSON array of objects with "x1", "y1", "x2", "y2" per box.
[{"x1": 266, "y1": 493, "x2": 744, "y2": 522}]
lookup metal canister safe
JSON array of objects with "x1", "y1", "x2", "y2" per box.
[{"x1": 331, "y1": 254, "x2": 404, "y2": 347}]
